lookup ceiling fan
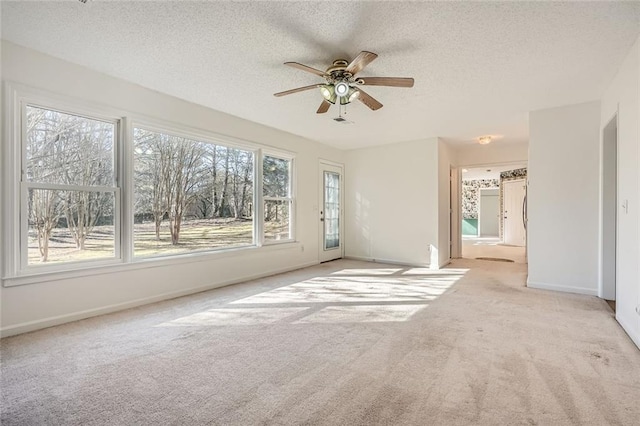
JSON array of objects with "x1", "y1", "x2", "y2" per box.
[{"x1": 274, "y1": 51, "x2": 414, "y2": 114}]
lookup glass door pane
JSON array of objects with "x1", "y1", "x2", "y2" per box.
[{"x1": 324, "y1": 171, "x2": 340, "y2": 250}]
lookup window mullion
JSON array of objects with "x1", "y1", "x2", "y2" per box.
[
  {"x1": 121, "y1": 117, "x2": 133, "y2": 263},
  {"x1": 255, "y1": 149, "x2": 264, "y2": 247}
]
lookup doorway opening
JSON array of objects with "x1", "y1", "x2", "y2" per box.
[
  {"x1": 601, "y1": 114, "x2": 617, "y2": 311},
  {"x1": 459, "y1": 164, "x2": 528, "y2": 264}
]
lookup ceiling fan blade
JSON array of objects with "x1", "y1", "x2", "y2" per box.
[
  {"x1": 316, "y1": 100, "x2": 331, "y2": 114},
  {"x1": 356, "y1": 88, "x2": 383, "y2": 111},
  {"x1": 345, "y1": 51, "x2": 378, "y2": 75},
  {"x1": 359, "y1": 77, "x2": 414, "y2": 88},
  {"x1": 274, "y1": 84, "x2": 320, "y2": 97},
  {"x1": 284, "y1": 62, "x2": 327, "y2": 77}
]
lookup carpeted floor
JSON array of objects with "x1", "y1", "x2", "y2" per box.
[
  {"x1": 462, "y1": 237, "x2": 527, "y2": 263},
  {"x1": 1, "y1": 259, "x2": 639, "y2": 425}
]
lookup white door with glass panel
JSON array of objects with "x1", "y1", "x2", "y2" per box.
[{"x1": 319, "y1": 163, "x2": 343, "y2": 262}]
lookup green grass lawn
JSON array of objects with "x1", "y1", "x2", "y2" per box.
[{"x1": 28, "y1": 218, "x2": 289, "y2": 265}]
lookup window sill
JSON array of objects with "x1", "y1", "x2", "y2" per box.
[{"x1": 2, "y1": 241, "x2": 302, "y2": 287}]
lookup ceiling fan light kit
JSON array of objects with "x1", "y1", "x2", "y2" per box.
[
  {"x1": 334, "y1": 81, "x2": 349, "y2": 97},
  {"x1": 320, "y1": 84, "x2": 337, "y2": 104},
  {"x1": 274, "y1": 51, "x2": 414, "y2": 115}
]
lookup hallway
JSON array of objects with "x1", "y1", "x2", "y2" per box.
[{"x1": 462, "y1": 236, "x2": 526, "y2": 264}]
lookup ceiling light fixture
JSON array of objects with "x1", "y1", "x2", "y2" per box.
[
  {"x1": 478, "y1": 136, "x2": 492, "y2": 145},
  {"x1": 319, "y1": 84, "x2": 337, "y2": 104},
  {"x1": 340, "y1": 87, "x2": 360, "y2": 105},
  {"x1": 334, "y1": 81, "x2": 350, "y2": 97}
]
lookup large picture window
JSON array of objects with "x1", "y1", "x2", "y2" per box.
[
  {"x1": 133, "y1": 128, "x2": 254, "y2": 257},
  {"x1": 6, "y1": 89, "x2": 296, "y2": 281},
  {"x1": 23, "y1": 105, "x2": 118, "y2": 267}
]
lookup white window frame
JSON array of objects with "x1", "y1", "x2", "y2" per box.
[
  {"x1": 261, "y1": 152, "x2": 295, "y2": 245},
  {"x1": 129, "y1": 120, "x2": 261, "y2": 259},
  {"x1": 1, "y1": 83, "x2": 298, "y2": 285},
  {"x1": 3, "y1": 84, "x2": 125, "y2": 277}
]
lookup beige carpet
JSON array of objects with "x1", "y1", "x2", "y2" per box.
[
  {"x1": 1, "y1": 259, "x2": 639, "y2": 425},
  {"x1": 462, "y1": 237, "x2": 527, "y2": 263}
]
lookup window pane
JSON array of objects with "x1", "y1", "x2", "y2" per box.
[
  {"x1": 133, "y1": 128, "x2": 254, "y2": 257},
  {"x1": 27, "y1": 189, "x2": 115, "y2": 265},
  {"x1": 25, "y1": 106, "x2": 114, "y2": 186},
  {"x1": 263, "y1": 156, "x2": 290, "y2": 197},
  {"x1": 324, "y1": 171, "x2": 340, "y2": 249},
  {"x1": 264, "y1": 200, "x2": 290, "y2": 241}
]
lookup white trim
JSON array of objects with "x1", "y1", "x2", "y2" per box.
[
  {"x1": 438, "y1": 259, "x2": 452, "y2": 269},
  {"x1": 2, "y1": 241, "x2": 302, "y2": 287},
  {"x1": 598, "y1": 108, "x2": 619, "y2": 300},
  {"x1": 344, "y1": 255, "x2": 430, "y2": 269},
  {"x1": 12, "y1": 88, "x2": 123, "y2": 275},
  {"x1": 254, "y1": 149, "x2": 264, "y2": 246},
  {"x1": 457, "y1": 159, "x2": 527, "y2": 170},
  {"x1": 526, "y1": 280, "x2": 598, "y2": 296},
  {"x1": 2, "y1": 82, "x2": 22, "y2": 278},
  {"x1": 122, "y1": 116, "x2": 134, "y2": 263},
  {"x1": 450, "y1": 166, "x2": 462, "y2": 258},
  {"x1": 319, "y1": 161, "x2": 345, "y2": 262},
  {"x1": 23, "y1": 182, "x2": 118, "y2": 192},
  {"x1": 262, "y1": 154, "x2": 295, "y2": 245},
  {"x1": 0, "y1": 258, "x2": 318, "y2": 338},
  {"x1": 130, "y1": 115, "x2": 294, "y2": 159},
  {"x1": 318, "y1": 158, "x2": 344, "y2": 168},
  {"x1": 616, "y1": 313, "x2": 640, "y2": 350}
]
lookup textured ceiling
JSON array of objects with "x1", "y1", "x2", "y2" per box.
[{"x1": 2, "y1": 1, "x2": 639, "y2": 149}]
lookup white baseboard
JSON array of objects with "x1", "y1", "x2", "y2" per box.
[
  {"x1": 344, "y1": 255, "x2": 430, "y2": 268},
  {"x1": 0, "y1": 260, "x2": 319, "y2": 338},
  {"x1": 439, "y1": 259, "x2": 452, "y2": 269},
  {"x1": 526, "y1": 280, "x2": 598, "y2": 296},
  {"x1": 617, "y1": 313, "x2": 640, "y2": 351}
]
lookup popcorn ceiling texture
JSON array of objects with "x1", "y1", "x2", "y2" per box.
[{"x1": 1, "y1": 2, "x2": 639, "y2": 149}]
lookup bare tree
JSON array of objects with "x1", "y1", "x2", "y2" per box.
[
  {"x1": 28, "y1": 189, "x2": 62, "y2": 261},
  {"x1": 59, "y1": 118, "x2": 114, "y2": 249},
  {"x1": 25, "y1": 107, "x2": 113, "y2": 258}
]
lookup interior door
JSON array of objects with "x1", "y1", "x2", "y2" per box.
[
  {"x1": 503, "y1": 180, "x2": 526, "y2": 246},
  {"x1": 319, "y1": 162, "x2": 344, "y2": 262},
  {"x1": 479, "y1": 188, "x2": 500, "y2": 237}
]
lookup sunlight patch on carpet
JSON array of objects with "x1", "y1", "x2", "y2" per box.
[{"x1": 294, "y1": 304, "x2": 427, "y2": 324}]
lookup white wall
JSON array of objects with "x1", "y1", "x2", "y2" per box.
[
  {"x1": 0, "y1": 41, "x2": 344, "y2": 336},
  {"x1": 437, "y1": 139, "x2": 452, "y2": 266},
  {"x1": 454, "y1": 141, "x2": 529, "y2": 167},
  {"x1": 600, "y1": 35, "x2": 640, "y2": 349},
  {"x1": 528, "y1": 101, "x2": 601, "y2": 296},
  {"x1": 344, "y1": 138, "x2": 441, "y2": 267}
]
